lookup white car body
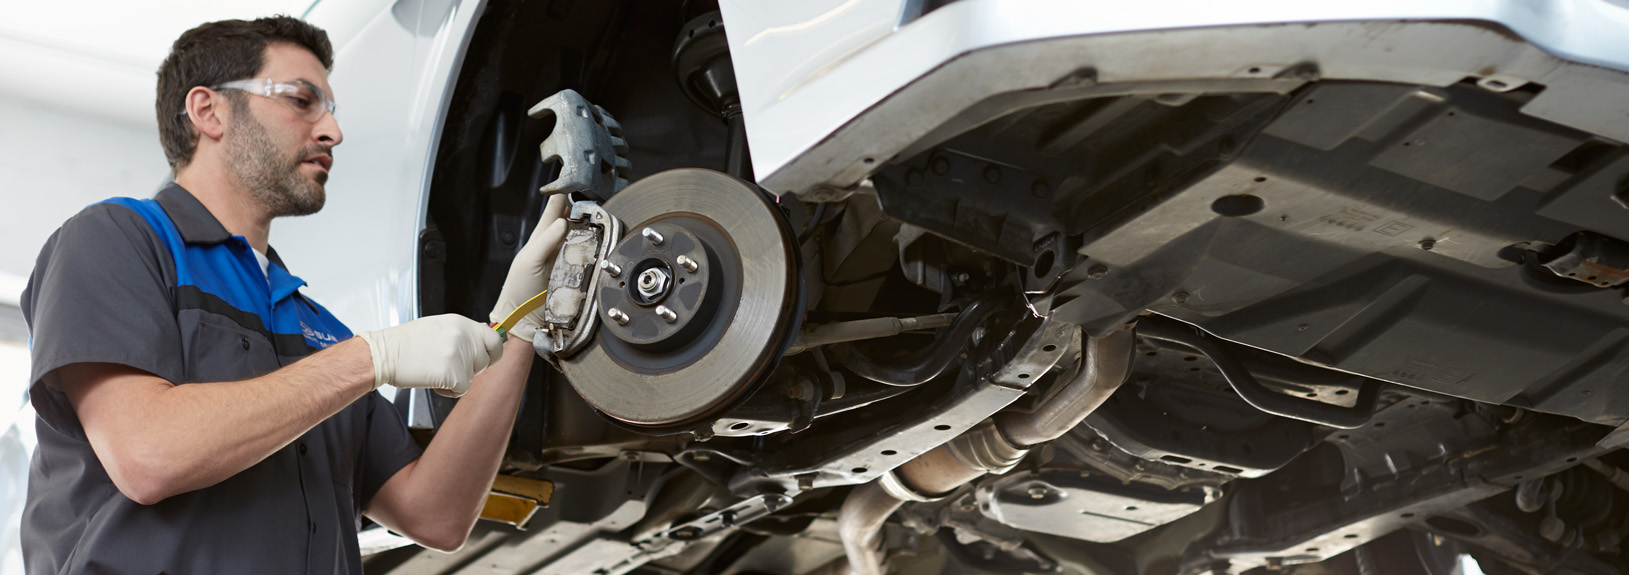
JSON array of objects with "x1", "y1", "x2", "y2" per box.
[{"x1": 301, "y1": 0, "x2": 1629, "y2": 334}]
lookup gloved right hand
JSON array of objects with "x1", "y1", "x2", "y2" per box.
[{"x1": 355, "y1": 314, "x2": 505, "y2": 398}]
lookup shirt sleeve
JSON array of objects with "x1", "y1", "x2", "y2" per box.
[
  {"x1": 22, "y1": 203, "x2": 184, "y2": 439},
  {"x1": 357, "y1": 391, "x2": 424, "y2": 508}
]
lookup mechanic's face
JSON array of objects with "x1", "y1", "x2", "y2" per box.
[{"x1": 224, "y1": 43, "x2": 342, "y2": 218}]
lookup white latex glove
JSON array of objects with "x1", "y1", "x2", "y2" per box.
[
  {"x1": 489, "y1": 194, "x2": 571, "y2": 342},
  {"x1": 356, "y1": 314, "x2": 505, "y2": 398}
]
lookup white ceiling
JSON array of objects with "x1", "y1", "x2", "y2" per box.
[{"x1": 0, "y1": 0, "x2": 391, "y2": 128}]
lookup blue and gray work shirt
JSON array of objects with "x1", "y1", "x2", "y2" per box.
[{"x1": 21, "y1": 184, "x2": 422, "y2": 574}]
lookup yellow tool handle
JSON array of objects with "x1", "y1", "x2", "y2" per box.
[{"x1": 493, "y1": 290, "x2": 549, "y2": 339}]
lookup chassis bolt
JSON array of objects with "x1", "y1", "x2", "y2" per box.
[
  {"x1": 655, "y1": 305, "x2": 678, "y2": 323},
  {"x1": 642, "y1": 227, "x2": 665, "y2": 245},
  {"x1": 607, "y1": 308, "x2": 630, "y2": 325},
  {"x1": 676, "y1": 254, "x2": 699, "y2": 273},
  {"x1": 600, "y1": 259, "x2": 622, "y2": 277},
  {"x1": 1086, "y1": 265, "x2": 1109, "y2": 279},
  {"x1": 1027, "y1": 485, "x2": 1050, "y2": 499},
  {"x1": 1171, "y1": 291, "x2": 1191, "y2": 305}
]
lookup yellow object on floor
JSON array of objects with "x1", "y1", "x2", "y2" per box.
[{"x1": 479, "y1": 475, "x2": 555, "y2": 528}]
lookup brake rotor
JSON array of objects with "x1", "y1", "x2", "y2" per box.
[{"x1": 560, "y1": 168, "x2": 800, "y2": 432}]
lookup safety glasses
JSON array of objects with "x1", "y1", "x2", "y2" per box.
[{"x1": 210, "y1": 78, "x2": 337, "y2": 122}]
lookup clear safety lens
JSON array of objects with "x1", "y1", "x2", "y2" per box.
[{"x1": 211, "y1": 78, "x2": 337, "y2": 122}]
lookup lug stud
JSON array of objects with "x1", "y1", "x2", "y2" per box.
[
  {"x1": 655, "y1": 305, "x2": 678, "y2": 323},
  {"x1": 607, "y1": 307, "x2": 630, "y2": 325},
  {"x1": 676, "y1": 254, "x2": 698, "y2": 273},
  {"x1": 642, "y1": 227, "x2": 665, "y2": 245},
  {"x1": 600, "y1": 260, "x2": 622, "y2": 277}
]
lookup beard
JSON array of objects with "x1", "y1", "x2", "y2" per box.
[{"x1": 225, "y1": 106, "x2": 329, "y2": 218}]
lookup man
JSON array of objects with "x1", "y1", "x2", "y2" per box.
[{"x1": 20, "y1": 16, "x2": 567, "y2": 573}]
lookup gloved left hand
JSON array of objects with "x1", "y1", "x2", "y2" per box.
[{"x1": 489, "y1": 194, "x2": 570, "y2": 342}]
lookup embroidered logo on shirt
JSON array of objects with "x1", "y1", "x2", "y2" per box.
[{"x1": 302, "y1": 321, "x2": 340, "y2": 348}]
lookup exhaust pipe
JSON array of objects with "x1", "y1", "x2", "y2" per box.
[{"x1": 836, "y1": 325, "x2": 1136, "y2": 574}]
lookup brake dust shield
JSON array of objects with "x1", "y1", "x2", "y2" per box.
[{"x1": 560, "y1": 168, "x2": 799, "y2": 432}]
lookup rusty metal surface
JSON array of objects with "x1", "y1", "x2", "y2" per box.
[{"x1": 1537, "y1": 231, "x2": 1629, "y2": 288}]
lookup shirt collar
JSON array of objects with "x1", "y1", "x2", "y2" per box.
[
  {"x1": 154, "y1": 183, "x2": 310, "y2": 298},
  {"x1": 154, "y1": 183, "x2": 233, "y2": 244}
]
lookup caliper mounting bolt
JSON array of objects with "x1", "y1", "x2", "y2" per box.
[
  {"x1": 655, "y1": 305, "x2": 678, "y2": 323},
  {"x1": 676, "y1": 254, "x2": 699, "y2": 273},
  {"x1": 600, "y1": 259, "x2": 622, "y2": 277},
  {"x1": 607, "y1": 308, "x2": 630, "y2": 325},
  {"x1": 642, "y1": 227, "x2": 665, "y2": 245}
]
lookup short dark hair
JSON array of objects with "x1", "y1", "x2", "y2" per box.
[{"x1": 156, "y1": 16, "x2": 334, "y2": 170}]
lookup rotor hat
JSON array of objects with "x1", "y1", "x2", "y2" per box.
[{"x1": 600, "y1": 223, "x2": 719, "y2": 350}]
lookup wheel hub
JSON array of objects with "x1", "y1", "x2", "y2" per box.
[{"x1": 600, "y1": 222, "x2": 721, "y2": 350}]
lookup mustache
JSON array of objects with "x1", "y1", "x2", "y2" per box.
[{"x1": 296, "y1": 145, "x2": 334, "y2": 164}]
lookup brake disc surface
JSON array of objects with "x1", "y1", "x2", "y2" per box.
[{"x1": 561, "y1": 168, "x2": 799, "y2": 431}]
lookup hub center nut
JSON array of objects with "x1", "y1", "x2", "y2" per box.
[{"x1": 637, "y1": 267, "x2": 671, "y2": 300}]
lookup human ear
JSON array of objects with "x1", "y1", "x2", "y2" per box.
[{"x1": 184, "y1": 87, "x2": 228, "y2": 142}]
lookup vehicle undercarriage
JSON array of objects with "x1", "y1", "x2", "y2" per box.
[{"x1": 368, "y1": 1, "x2": 1629, "y2": 574}]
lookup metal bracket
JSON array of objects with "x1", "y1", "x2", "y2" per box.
[
  {"x1": 596, "y1": 493, "x2": 796, "y2": 575},
  {"x1": 732, "y1": 315, "x2": 1073, "y2": 493},
  {"x1": 655, "y1": 493, "x2": 794, "y2": 542},
  {"x1": 535, "y1": 201, "x2": 623, "y2": 361},
  {"x1": 528, "y1": 89, "x2": 632, "y2": 201},
  {"x1": 1533, "y1": 231, "x2": 1629, "y2": 288}
]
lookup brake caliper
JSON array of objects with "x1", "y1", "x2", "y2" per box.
[{"x1": 528, "y1": 89, "x2": 631, "y2": 360}]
